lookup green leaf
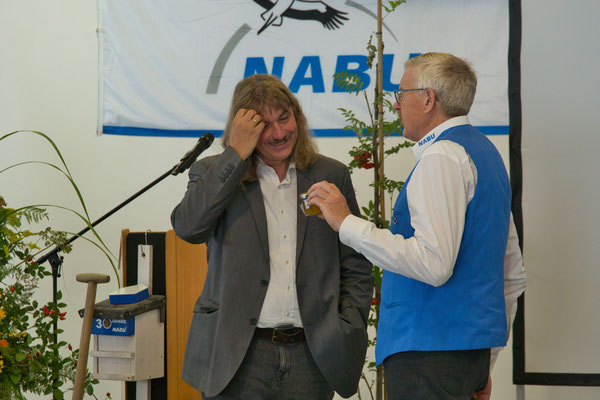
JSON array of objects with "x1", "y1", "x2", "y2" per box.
[
  {"x1": 54, "y1": 388, "x2": 65, "y2": 400},
  {"x1": 383, "y1": 0, "x2": 407, "y2": 13},
  {"x1": 10, "y1": 374, "x2": 22, "y2": 385},
  {"x1": 87, "y1": 383, "x2": 94, "y2": 395},
  {"x1": 15, "y1": 352, "x2": 27, "y2": 362},
  {"x1": 333, "y1": 70, "x2": 367, "y2": 95}
]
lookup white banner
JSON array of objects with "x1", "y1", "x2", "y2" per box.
[{"x1": 98, "y1": 0, "x2": 508, "y2": 137}]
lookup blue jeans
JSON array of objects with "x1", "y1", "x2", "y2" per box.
[
  {"x1": 383, "y1": 349, "x2": 490, "y2": 400},
  {"x1": 203, "y1": 334, "x2": 334, "y2": 400}
]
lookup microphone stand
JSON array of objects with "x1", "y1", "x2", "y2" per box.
[{"x1": 36, "y1": 134, "x2": 214, "y2": 343}]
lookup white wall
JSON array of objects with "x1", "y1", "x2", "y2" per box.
[
  {"x1": 1, "y1": 1, "x2": 598, "y2": 399},
  {"x1": 516, "y1": 0, "x2": 600, "y2": 399}
]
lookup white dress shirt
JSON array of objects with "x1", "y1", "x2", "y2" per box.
[
  {"x1": 339, "y1": 116, "x2": 527, "y2": 366},
  {"x1": 256, "y1": 159, "x2": 303, "y2": 328}
]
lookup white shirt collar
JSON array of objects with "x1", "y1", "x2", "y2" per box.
[
  {"x1": 256, "y1": 156, "x2": 295, "y2": 185},
  {"x1": 412, "y1": 116, "x2": 470, "y2": 162}
]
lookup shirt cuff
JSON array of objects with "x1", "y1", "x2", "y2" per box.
[{"x1": 339, "y1": 214, "x2": 370, "y2": 249}]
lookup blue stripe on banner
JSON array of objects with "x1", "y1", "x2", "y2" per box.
[
  {"x1": 102, "y1": 126, "x2": 219, "y2": 137},
  {"x1": 102, "y1": 125, "x2": 509, "y2": 138}
]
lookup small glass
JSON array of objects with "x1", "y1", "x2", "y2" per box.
[{"x1": 299, "y1": 192, "x2": 321, "y2": 216}]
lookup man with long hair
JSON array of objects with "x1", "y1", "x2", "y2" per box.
[
  {"x1": 171, "y1": 74, "x2": 373, "y2": 399},
  {"x1": 308, "y1": 53, "x2": 527, "y2": 399}
]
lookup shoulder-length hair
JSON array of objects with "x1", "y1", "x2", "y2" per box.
[{"x1": 221, "y1": 74, "x2": 318, "y2": 182}]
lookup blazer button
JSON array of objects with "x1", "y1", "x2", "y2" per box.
[
  {"x1": 260, "y1": 280, "x2": 268, "y2": 287},
  {"x1": 250, "y1": 318, "x2": 257, "y2": 326},
  {"x1": 392, "y1": 217, "x2": 397, "y2": 225}
]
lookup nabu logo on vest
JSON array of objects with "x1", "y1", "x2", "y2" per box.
[{"x1": 418, "y1": 133, "x2": 436, "y2": 147}]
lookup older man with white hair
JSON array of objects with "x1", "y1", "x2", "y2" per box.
[{"x1": 308, "y1": 52, "x2": 527, "y2": 400}]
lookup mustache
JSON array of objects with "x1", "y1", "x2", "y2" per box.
[{"x1": 270, "y1": 135, "x2": 290, "y2": 145}]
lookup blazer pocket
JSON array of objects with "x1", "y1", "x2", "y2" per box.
[
  {"x1": 193, "y1": 296, "x2": 220, "y2": 314},
  {"x1": 339, "y1": 302, "x2": 364, "y2": 329}
]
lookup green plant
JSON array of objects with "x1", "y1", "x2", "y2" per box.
[
  {"x1": 0, "y1": 131, "x2": 118, "y2": 399},
  {"x1": 333, "y1": 2, "x2": 412, "y2": 399}
]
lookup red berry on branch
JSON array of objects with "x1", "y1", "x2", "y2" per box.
[
  {"x1": 354, "y1": 151, "x2": 372, "y2": 162},
  {"x1": 361, "y1": 162, "x2": 375, "y2": 169}
]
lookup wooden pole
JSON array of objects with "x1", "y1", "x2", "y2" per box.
[
  {"x1": 376, "y1": 0, "x2": 385, "y2": 225},
  {"x1": 375, "y1": 4, "x2": 385, "y2": 400},
  {"x1": 72, "y1": 273, "x2": 110, "y2": 400}
]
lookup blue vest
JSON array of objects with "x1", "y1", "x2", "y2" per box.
[{"x1": 376, "y1": 124, "x2": 511, "y2": 365}]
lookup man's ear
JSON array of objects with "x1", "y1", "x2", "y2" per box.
[{"x1": 423, "y1": 88, "x2": 437, "y2": 113}]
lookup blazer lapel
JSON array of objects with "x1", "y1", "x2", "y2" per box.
[
  {"x1": 296, "y1": 168, "x2": 312, "y2": 265},
  {"x1": 242, "y1": 180, "x2": 270, "y2": 262}
]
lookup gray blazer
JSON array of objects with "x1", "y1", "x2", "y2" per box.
[{"x1": 171, "y1": 146, "x2": 373, "y2": 398}]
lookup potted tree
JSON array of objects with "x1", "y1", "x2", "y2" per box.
[{"x1": 333, "y1": 1, "x2": 411, "y2": 399}]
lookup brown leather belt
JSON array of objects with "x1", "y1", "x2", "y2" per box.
[{"x1": 254, "y1": 327, "x2": 305, "y2": 344}]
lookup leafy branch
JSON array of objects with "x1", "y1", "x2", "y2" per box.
[
  {"x1": 383, "y1": 0, "x2": 407, "y2": 15},
  {"x1": 0, "y1": 131, "x2": 119, "y2": 286},
  {"x1": 1, "y1": 130, "x2": 119, "y2": 399}
]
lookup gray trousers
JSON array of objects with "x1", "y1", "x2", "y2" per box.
[
  {"x1": 383, "y1": 348, "x2": 490, "y2": 400},
  {"x1": 203, "y1": 334, "x2": 334, "y2": 400}
]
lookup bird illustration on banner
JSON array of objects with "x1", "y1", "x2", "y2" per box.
[{"x1": 252, "y1": 0, "x2": 349, "y2": 34}]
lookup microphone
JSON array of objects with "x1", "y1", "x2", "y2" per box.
[{"x1": 171, "y1": 132, "x2": 215, "y2": 175}]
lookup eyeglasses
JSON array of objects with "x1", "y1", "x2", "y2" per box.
[{"x1": 394, "y1": 88, "x2": 428, "y2": 103}]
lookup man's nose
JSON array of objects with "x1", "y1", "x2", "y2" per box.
[{"x1": 271, "y1": 122, "x2": 285, "y2": 138}]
